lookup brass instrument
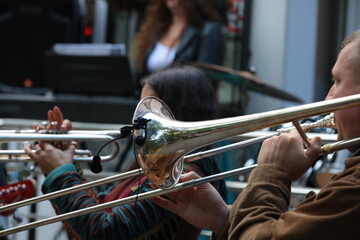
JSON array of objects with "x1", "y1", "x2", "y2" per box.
[
  {"x1": 0, "y1": 113, "x2": 344, "y2": 215},
  {"x1": 132, "y1": 95, "x2": 359, "y2": 189},
  {"x1": 0, "y1": 129, "x2": 121, "y2": 162},
  {"x1": 1, "y1": 94, "x2": 360, "y2": 236}
]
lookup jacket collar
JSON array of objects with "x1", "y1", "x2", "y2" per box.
[{"x1": 176, "y1": 25, "x2": 200, "y2": 56}]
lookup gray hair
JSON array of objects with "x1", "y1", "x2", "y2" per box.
[
  {"x1": 342, "y1": 29, "x2": 360, "y2": 48},
  {"x1": 341, "y1": 30, "x2": 360, "y2": 75}
]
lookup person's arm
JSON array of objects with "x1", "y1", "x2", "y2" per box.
[
  {"x1": 152, "y1": 130, "x2": 322, "y2": 239},
  {"x1": 24, "y1": 107, "x2": 184, "y2": 239},
  {"x1": 42, "y1": 162, "x2": 180, "y2": 239},
  {"x1": 223, "y1": 156, "x2": 360, "y2": 240},
  {"x1": 216, "y1": 131, "x2": 328, "y2": 240}
]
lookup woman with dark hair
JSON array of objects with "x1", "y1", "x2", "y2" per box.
[
  {"x1": 25, "y1": 65, "x2": 226, "y2": 240},
  {"x1": 140, "y1": 64, "x2": 226, "y2": 195},
  {"x1": 141, "y1": 64, "x2": 218, "y2": 121},
  {"x1": 132, "y1": 0, "x2": 227, "y2": 91}
]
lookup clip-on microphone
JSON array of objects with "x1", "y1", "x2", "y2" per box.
[{"x1": 90, "y1": 118, "x2": 151, "y2": 173}]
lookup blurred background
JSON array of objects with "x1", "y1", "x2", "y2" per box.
[{"x1": 0, "y1": 0, "x2": 359, "y2": 239}]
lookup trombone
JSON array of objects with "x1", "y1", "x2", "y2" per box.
[
  {"x1": 1, "y1": 94, "x2": 360, "y2": 236},
  {"x1": 0, "y1": 113, "x2": 346, "y2": 214}
]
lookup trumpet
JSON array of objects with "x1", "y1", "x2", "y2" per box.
[
  {"x1": 1, "y1": 94, "x2": 360, "y2": 236},
  {"x1": 0, "y1": 129, "x2": 122, "y2": 162}
]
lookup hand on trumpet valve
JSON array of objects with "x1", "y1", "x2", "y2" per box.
[
  {"x1": 35, "y1": 145, "x2": 43, "y2": 155},
  {"x1": 25, "y1": 142, "x2": 76, "y2": 175},
  {"x1": 32, "y1": 106, "x2": 76, "y2": 150},
  {"x1": 24, "y1": 106, "x2": 77, "y2": 174}
]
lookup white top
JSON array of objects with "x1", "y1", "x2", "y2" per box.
[{"x1": 147, "y1": 42, "x2": 178, "y2": 73}]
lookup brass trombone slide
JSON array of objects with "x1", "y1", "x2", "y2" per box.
[
  {"x1": 1, "y1": 134, "x2": 360, "y2": 236},
  {"x1": 1, "y1": 94, "x2": 360, "y2": 236},
  {"x1": 0, "y1": 111, "x2": 337, "y2": 213},
  {"x1": 0, "y1": 114, "x2": 340, "y2": 214},
  {"x1": 133, "y1": 94, "x2": 360, "y2": 189},
  {"x1": 1, "y1": 130, "x2": 356, "y2": 217},
  {"x1": 0, "y1": 164, "x2": 256, "y2": 237}
]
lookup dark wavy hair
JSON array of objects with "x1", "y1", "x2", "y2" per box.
[
  {"x1": 141, "y1": 64, "x2": 218, "y2": 121},
  {"x1": 133, "y1": 0, "x2": 227, "y2": 72},
  {"x1": 141, "y1": 64, "x2": 227, "y2": 199}
]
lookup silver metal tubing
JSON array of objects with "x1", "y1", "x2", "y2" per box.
[
  {"x1": 184, "y1": 114, "x2": 336, "y2": 163},
  {"x1": 0, "y1": 130, "x2": 122, "y2": 162},
  {"x1": 0, "y1": 164, "x2": 256, "y2": 237},
  {"x1": 0, "y1": 149, "x2": 92, "y2": 163},
  {"x1": 0, "y1": 130, "x2": 121, "y2": 141},
  {"x1": 226, "y1": 181, "x2": 320, "y2": 195},
  {"x1": 0, "y1": 115, "x2": 351, "y2": 214},
  {"x1": 0, "y1": 169, "x2": 142, "y2": 213},
  {"x1": 133, "y1": 95, "x2": 360, "y2": 189},
  {"x1": 1, "y1": 95, "x2": 360, "y2": 235}
]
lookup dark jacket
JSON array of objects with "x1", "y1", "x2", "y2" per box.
[
  {"x1": 135, "y1": 21, "x2": 225, "y2": 90},
  {"x1": 173, "y1": 21, "x2": 225, "y2": 66}
]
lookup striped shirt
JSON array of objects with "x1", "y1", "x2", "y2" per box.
[{"x1": 42, "y1": 163, "x2": 203, "y2": 239}]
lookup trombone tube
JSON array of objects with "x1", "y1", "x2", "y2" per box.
[
  {"x1": 134, "y1": 94, "x2": 360, "y2": 188},
  {"x1": 1, "y1": 133, "x2": 359, "y2": 217},
  {"x1": 0, "y1": 117, "x2": 348, "y2": 213},
  {"x1": 184, "y1": 133, "x2": 276, "y2": 162},
  {"x1": 321, "y1": 136, "x2": 360, "y2": 154},
  {"x1": 0, "y1": 169, "x2": 142, "y2": 213},
  {"x1": 2, "y1": 95, "x2": 360, "y2": 234},
  {"x1": 184, "y1": 113, "x2": 335, "y2": 163},
  {"x1": 3, "y1": 134, "x2": 355, "y2": 236},
  {"x1": 226, "y1": 181, "x2": 320, "y2": 195},
  {"x1": 2, "y1": 129, "x2": 359, "y2": 236},
  {"x1": 0, "y1": 116, "x2": 336, "y2": 213},
  {"x1": 0, "y1": 165, "x2": 256, "y2": 237}
]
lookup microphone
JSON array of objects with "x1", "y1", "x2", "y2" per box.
[
  {"x1": 90, "y1": 155, "x2": 102, "y2": 173},
  {"x1": 90, "y1": 126, "x2": 133, "y2": 174},
  {"x1": 133, "y1": 117, "x2": 151, "y2": 147},
  {"x1": 90, "y1": 119, "x2": 150, "y2": 173}
]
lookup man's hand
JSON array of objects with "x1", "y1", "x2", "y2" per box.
[{"x1": 258, "y1": 130, "x2": 322, "y2": 181}]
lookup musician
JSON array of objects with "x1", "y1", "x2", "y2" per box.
[
  {"x1": 150, "y1": 30, "x2": 360, "y2": 239},
  {"x1": 25, "y1": 65, "x2": 227, "y2": 239},
  {"x1": 132, "y1": 0, "x2": 227, "y2": 92}
]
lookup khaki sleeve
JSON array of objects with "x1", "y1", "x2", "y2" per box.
[{"x1": 224, "y1": 163, "x2": 360, "y2": 240}]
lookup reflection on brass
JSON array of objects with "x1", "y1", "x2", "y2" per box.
[{"x1": 142, "y1": 153, "x2": 177, "y2": 187}]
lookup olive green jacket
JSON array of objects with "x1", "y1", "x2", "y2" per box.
[{"x1": 216, "y1": 156, "x2": 360, "y2": 240}]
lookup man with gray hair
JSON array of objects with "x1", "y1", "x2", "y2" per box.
[{"x1": 151, "y1": 29, "x2": 360, "y2": 240}]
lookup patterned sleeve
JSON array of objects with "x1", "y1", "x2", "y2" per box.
[{"x1": 42, "y1": 164, "x2": 181, "y2": 240}]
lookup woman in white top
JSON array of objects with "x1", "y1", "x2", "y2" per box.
[{"x1": 132, "y1": 0, "x2": 227, "y2": 92}]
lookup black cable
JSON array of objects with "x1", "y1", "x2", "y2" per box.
[
  {"x1": 134, "y1": 168, "x2": 148, "y2": 240},
  {"x1": 90, "y1": 125, "x2": 134, "y2": 174}
]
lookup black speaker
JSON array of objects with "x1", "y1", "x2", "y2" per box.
[{"x1": 0, "y1": 0, "x2": 83, "y2": 90}]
